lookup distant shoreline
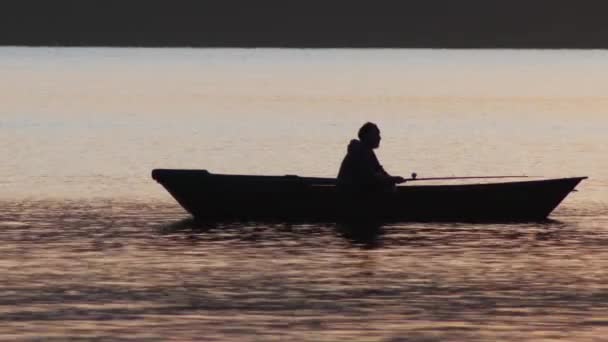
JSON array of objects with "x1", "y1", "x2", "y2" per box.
[
  {"x1": 4, "y1": 46, "x2": 608, "y2": 50},
  {"x1": 3, "y1": 0, "x2": 608, "y2": 49},
  {"x1": 4, "y1": 43, "x2": 608, "y2": 50}
]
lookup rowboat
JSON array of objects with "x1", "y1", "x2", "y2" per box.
[{"x1": 152, "y1": 169, "x2": 586, "y2": 222}]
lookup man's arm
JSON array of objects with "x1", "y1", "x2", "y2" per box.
[
  {"x1": 375, "y1": 163, "x2": 406, "y2": 185},
  {"x1": 373, "y1": 171, "x2": 406, "y2": 185},
  {"x1": 368, "y1": 152, "x2": 406, "y2": 185}
]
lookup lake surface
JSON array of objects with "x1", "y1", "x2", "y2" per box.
[{"x1": 1, "y1": 47, "x2": 607, "y2": 340}]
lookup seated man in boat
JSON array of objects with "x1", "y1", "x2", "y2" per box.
[{"x1": 337, "y1": 122, "x2": 406, "y2": 193}]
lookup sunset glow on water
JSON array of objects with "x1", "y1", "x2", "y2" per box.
[{"x1": 1, "y1": 48, "x2": 607, "y2": 340}]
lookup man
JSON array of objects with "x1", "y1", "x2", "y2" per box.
[{"x1": 337, "y1": 122, "x2": 406, "y2": 192}]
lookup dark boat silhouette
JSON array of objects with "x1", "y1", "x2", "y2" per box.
[{"x1": 152, "y1": 169, "x2": 586, "y2": 222}]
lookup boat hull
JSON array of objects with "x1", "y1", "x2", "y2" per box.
[{"x1": 152, "y1": 169, "x2": 586, "y2": 222}]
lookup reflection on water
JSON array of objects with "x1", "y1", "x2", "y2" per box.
[
  {"x1": 1, "y1": 199, "x2": 607, "y2": 341},
  {"x1": 336, "y1": 221, "x2": 385, "y2": 249}
]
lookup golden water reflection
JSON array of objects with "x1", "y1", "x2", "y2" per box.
[{"x1": 0, "y1": 200, "x2": 607, "y2": 340}]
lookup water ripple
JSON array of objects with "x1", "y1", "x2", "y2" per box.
[{"x1": 0, "y1": 199, "x2": 606, "y2": 340}]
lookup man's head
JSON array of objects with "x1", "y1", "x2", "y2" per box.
[{"x1": 358, "y1": 122, "x2": 381, "y2": 149}]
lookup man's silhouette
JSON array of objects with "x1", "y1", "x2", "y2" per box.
[{"x1": 337, "y1": 122, "x2": 406, "y2": 193}]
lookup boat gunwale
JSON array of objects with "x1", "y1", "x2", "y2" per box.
[{"x1": 152, "y1": 169, "x2": 587, "y2": 189}]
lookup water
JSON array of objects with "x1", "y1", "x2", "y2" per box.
[{"x1": 1, "y1": 47, "x2": 607, "y2": 340}]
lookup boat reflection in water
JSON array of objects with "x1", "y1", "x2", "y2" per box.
[
  {"x1": 335, "y1": 221, "x2": 385, "y2": 249},
  {"x1": 159, "y1": 216, "x2": 385, "y2": 249},
  {"x1": 157, "y1": 215, "x2": 570, "y2": 253}
]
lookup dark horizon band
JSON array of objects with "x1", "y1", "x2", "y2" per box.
[{"x1": 2, "y1": 0, "x2": 608, "y2": 49}]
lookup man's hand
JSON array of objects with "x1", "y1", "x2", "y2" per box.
[{"x1": 392, "y1": 176, "x2": 406, "y2": 184}]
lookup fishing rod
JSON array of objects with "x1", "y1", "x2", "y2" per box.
[
  {"x1": 301, "y1": 173, "x2": 531, "y2": 185},
  {"x1": 405, "y1": 173, "x2": 530, "y2": 181}
]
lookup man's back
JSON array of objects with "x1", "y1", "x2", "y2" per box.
[
  {"x1": 337, "y1": 122, "x2": 405, "y2": 193},
  {"x1": 337, "y1": 139, "x2": 387, "y2": 191}
]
